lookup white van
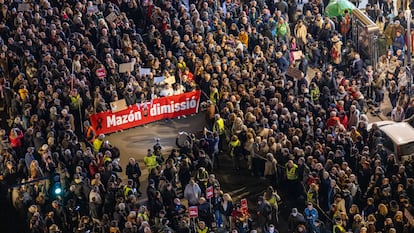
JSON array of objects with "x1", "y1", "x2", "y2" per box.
[{"x1": 368, "y1": 121, "x2": 414, "y2": 163}]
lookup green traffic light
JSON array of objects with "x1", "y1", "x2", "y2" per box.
[{"x1": 54, "y1": 187, "x2": 62, "y2": 195}]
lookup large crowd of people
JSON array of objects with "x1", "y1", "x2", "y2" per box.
[{"x1": 0, "y1": 0, "x2": 414, "y2": 232}]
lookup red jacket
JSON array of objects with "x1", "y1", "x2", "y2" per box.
[
  {"x1": 9, "y1": 129, "x2": 23, "y2": 148},
  {"x1": 339, "y1": 115, "x2": 349, "y2": 129},
  {"x1": 326, "y1": 116, "x2": 340, "y2": 129}
]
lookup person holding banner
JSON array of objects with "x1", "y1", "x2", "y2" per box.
[{"x1": 83, "y1": 121, "x2": 96, "y2": 144}]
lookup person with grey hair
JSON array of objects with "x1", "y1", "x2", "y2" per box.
[{"x1": 288, "y1": 208, "x2": 306, "y2": 232}]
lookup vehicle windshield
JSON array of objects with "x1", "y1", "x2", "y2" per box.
[{"x1": 400, "y1": 142, "x2": 414, "y2": 156}]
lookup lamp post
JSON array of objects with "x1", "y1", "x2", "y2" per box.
[
  {"x1": 404, "y1": 0, "x2": 412, "y2": 96},
  {"x1": 405, "y1": 1, "x2": 411, "y2": 67}
]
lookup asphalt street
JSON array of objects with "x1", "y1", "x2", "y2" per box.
[
  {"x1": 106, "y1": 112, "x2": 285, "y2": 230},
  {"x1": 106, "y1": 98, "x2": 389, "y2": 232}
]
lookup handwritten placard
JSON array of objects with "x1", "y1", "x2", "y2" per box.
[
  {"x1": 18, "y1": 3, "x2": 31, "y2": 11},
  {"x1": 105, "y1": 12, "x2": 118, "y2": 23},
  {"x1": 87, "y1": 5, "x2": 99, "y2": 14},
  {"x1": 110, "y1": 99, "x2": 128, "y2": 113},
  {"x1": 119, "y1": 62, "x2": 135, "y2": 73},
  {"x1": 154, "y1": 76, "x2": 165, "y2": 84},
  {"x1": 139, "y1": 68, "x2": 152, "y2": 76}
]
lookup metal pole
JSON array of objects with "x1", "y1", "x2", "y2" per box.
[
  {"x1": 406, "y1": 9, "x2": 411, "y2": 67},
  {"x1": 405, "y1": 2, "x2": 412, "y2": 94}
]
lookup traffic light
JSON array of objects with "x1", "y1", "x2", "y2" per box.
[{"x1": 52, "y1": 175, "x2": 62, "y2": 196}]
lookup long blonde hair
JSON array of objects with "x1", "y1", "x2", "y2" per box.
[
  {"x1": 29, "y1": 160, "x2": 44, "y2": 179},
  {"x1": 223, "y1": 193, "x2": 232, "y2": 202},
  {"x1": 378, "y1": 203, "x2": 388, "y2": 216}
]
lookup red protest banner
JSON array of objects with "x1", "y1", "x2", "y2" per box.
[
  {"x1": 96, "y1": 68, "x2": 106, "y2": 79},
  {"x1": 90, "y1": 91, "x2": 201, "y2": 135},
  {"x1": 206, "y1": 186, "x2": 213, "y2": 199},
  {"x1": 189, "y1": 206, "x2": 198, "y2": 218}
]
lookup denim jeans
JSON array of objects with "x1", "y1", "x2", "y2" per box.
[{"x1": 215, "y1": 210, "x2": 222, "y2": 226}]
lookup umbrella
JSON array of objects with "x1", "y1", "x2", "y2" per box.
[{"x1": 325, "y1": 0, "x2": 356, "y2": 17}]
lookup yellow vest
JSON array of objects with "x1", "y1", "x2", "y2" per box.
[
  {"x1": 196, "y1": 170, "x2": 209, "y2": 186},
  {"x1": 286, "y1": 164, "x2": 298, "y2": 180},
  {"x1": 307, "y1": 190, "x2": 314, "y2": 203},
  {"x1": 210, "y1": 89, "x2": 219, "y2": 105},
  {"x1": 144, "y1": 155, "x2": 158, "y2": 170},
  {"x1": 138, "y1": 213, "x2": 149, "y2": 221},
  {"x1": 268, "y1": 194, "x2": 279, "y2": 209},
  {"x1": 229, "y1": 139, "x2": 240, "y2": 157},
  {"x1": 104, "y1": 156, "x2": 112, "y2": 164},
  {"x1": 123, "y1": 185, "x2": 132, "y2": 198},
  {"x1": 93, "y1": 139, "x2": 103, "y2": 152},
  {"x1": 213, "y1": 118, "x2": 225, "y2": 135},
  {"x1": 333, "y1": 224, "x2": 346, "y2": 233},
  {"x1": 70, "y1": 94, "x2": 81, "y2": 109},
  {"x1": 311, "y1": 87, "x2": 320, "y2": 102},
  {"x1": 196, "y1": 227, "x2": 209, "y2": 233}
]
